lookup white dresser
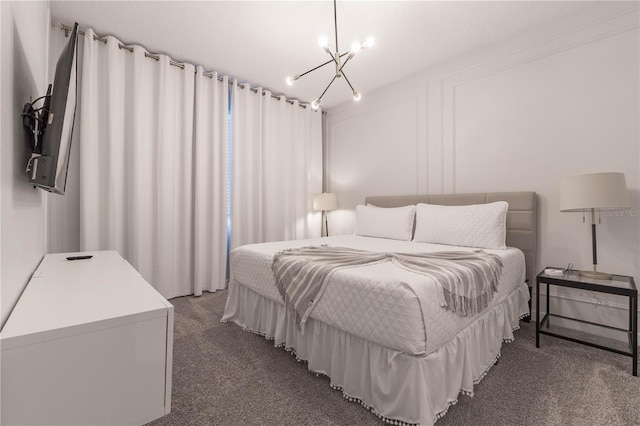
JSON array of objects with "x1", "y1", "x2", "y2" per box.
[{"x1": 1, "y1": 250, "x2": 173, "y2": 425}]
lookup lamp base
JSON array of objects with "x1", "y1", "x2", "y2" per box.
[{"x1": 578, "y1": 270, "x2": 613, "y2": 280}]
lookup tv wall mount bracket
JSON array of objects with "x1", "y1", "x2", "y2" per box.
[{"x1": 22, "y1": 84, "x2": 52, "y2": 173}]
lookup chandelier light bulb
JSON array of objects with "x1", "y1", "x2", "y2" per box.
[
  {"x1": 364, "y1": 36, "x2": 375, "y2": 48},
  {"x1": 350, "y1": 41, "x2": 361, "y2": 55},
  {"x1": 286, "y1": 75, "x2": 300, "y2": 86},
  {"x1": 318, "y1": 35, "x2": 329, "y2": 49},
  {"x1": 311, "y1": 99, "x2": 321, "y2": 110},
  {"x1": 353, "y1": 91, "x2": 362, "y2": 102}
]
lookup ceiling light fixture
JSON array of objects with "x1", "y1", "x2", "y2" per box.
[{"x1": 286, "y1": 0, "x2": 374, "y2": 110}]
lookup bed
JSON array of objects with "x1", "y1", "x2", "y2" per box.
[{"x1": 222, "y1": 191, "x2": 537, "y2": 425}]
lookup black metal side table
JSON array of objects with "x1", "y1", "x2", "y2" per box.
[{"x1": 536, "y1": 268, "x2": 637, "y2": 376}]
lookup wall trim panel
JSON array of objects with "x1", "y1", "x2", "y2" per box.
[{"x1": 442, "y1": 8, "x2": 640, "y2": 193}]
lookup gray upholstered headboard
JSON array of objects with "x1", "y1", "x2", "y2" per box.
[{"x1": 365, "y1": 192, "x2": 538, "y2": 285}]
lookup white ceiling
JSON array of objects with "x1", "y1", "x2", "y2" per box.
[{"x1": 50, "y1": 1, "x2": 599, "y2": 109}]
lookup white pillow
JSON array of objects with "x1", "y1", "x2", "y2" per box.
[
  {"x1": 413, "y1": 201, "x2": 508, "y2": 249},
  {"x1": 355, "y1": 204, "x2": 416, "y2": 241}
]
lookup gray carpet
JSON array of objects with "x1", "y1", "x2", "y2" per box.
[{"x1": 147, "y1": 291, "x2": 640, "y2": 426}]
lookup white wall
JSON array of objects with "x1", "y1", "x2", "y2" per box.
[
  {"x1": 0, "y1": 1, "x2": 50, "y2": 328},
  {"x1": 326, "y1": 3, "x2": 639, "y2": 341}
]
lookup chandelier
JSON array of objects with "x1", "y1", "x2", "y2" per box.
[{"x1": 286, "y1": 0, "x2": 374, "y2": 110}]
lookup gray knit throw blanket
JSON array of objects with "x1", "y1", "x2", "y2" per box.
[{"x1": 272, "y1": 246, "x2": 503, "y2": 327}]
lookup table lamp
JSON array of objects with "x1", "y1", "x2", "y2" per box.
[
  {"x1": 313, "y1": 193, "x2": 338, "y2": 237},
  {"x1": 560, "y1": 172, "x2": 630, "y2": 280}
]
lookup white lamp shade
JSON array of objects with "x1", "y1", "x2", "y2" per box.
[
  {"x1": 313, "y1": 193, "x2": 338, "y2": 211},
  {"x1": 560, "y1": 172, "x2": 630, "y2": 212}
]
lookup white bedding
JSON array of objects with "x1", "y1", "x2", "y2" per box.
[{"x1": 229, "y1": 234, "x2": 526, "y2": 355}]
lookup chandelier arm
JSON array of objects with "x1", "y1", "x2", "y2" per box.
[
  {"x1": 326, "y1": 50, "x2": 339, "y2": 65},
  {"x1": 298, "y1": 58, "x2": 336, "y2": 79},
  {"x1": 333, "y1": 0, "x2": 339, "y2": 53},
  {"x1": 318, "y1": 75, "x2": 338, "y2": 101},
  {"x1": 341, "y1": 71, "x2": 355, "y2": 92},
  {"x1": 338, "y1": 56, "x2": 352, "y2": 73},
  {"x1": 297, "y1": 51, "x2": 351, "y2": 80},
  {"x1": 329, "y1": 51, "x2": 350, "y2": 65}
]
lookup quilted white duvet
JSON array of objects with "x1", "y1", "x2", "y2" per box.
[{"x1": 230, "y1": 234, "x2": 526, "y2": 355}]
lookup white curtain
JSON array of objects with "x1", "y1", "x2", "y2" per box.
[
  {"x1": 230, "y1": 80, "x2": 263, "y2": 249},
  {"x1": 230, "y1": 82, "x2": 322, "y2": 249},
  {"x1": 75, "y1": 28, "x2": 321, "y2": 298},
  {"x1": 79, "y1": 29, "x2": 227, "y2": 298},
  {"x1": 193, "y1": 69, "x2": 228, "y2": 294}
]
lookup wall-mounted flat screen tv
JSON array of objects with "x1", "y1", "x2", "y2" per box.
[{"x1": 27, "y1": 22, "x2": 78, "y2": 194}]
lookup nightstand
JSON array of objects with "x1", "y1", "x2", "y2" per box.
[{"x1": 536, "y1": 268, "x2": 637, "y2": 376}]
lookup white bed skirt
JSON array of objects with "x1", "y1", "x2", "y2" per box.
[{"x1": 222, "y1": 281, "x2": 530, "y2": 425}]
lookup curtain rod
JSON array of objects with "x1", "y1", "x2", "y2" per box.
[{"x1": 59, "y1": 23, "x2": 326, "y2": 113}]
